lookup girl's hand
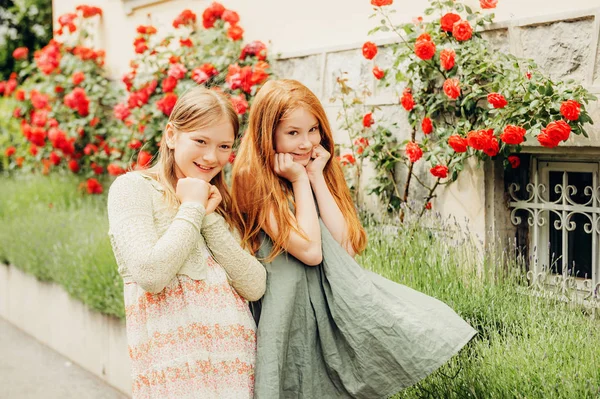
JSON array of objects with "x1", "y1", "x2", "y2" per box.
[
  {"x1": 274, "y1": 153, "x2": 308, "y2": 183},
  {"x1": 205, "y1": 185, "x2": 222, "y2": 215},
  {"x1": 176, "y1": 177, "x2": 211, "y2": 208},
  {"x1": 306, "y1": 145, "x2": 330, "y2": 177}
]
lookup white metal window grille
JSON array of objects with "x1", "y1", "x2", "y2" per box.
[{"x1": 508, "y1": 159, "x2": 600, "y2": 307}]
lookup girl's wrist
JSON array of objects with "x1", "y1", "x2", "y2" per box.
[{"x1": 307, "y1": 170, "x2": 325, "y2": 183}]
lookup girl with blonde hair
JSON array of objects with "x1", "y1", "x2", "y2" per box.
[
  {"x1": 107, "y1": 86, "x2": 265, "y2": 399},
  {"x1": 232, "y1": 79, "x2": 476, "y2": 398}
]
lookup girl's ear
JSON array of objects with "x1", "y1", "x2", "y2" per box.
[{"x1": 165, "y1": 123, "x2": 177, "y2": 149}]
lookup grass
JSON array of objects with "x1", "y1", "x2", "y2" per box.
[
  {"x1": 359, "y1": 214, "x2": 600, "y2": 398},
  {"x1": 0, "y1": 172, "x2": 124, "y2": 318},
  {"x1": 1, "y1": 174, "x2": 599, "y2": 397}
]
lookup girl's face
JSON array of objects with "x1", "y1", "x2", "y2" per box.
[
  {"x1": 274, "y1": 106, "x2": 321, "y2": 167},
  {"x1": 167, "y1": 116, "x2": 235, "y2": 182}
]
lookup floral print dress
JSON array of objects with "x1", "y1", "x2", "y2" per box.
[{"x1": 124, "y1": 245, "x2": 257, "y2": 399}]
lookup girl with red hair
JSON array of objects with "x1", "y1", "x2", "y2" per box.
[{"x1": 232, "y1": 79, "x2": 476, "y2": 398}]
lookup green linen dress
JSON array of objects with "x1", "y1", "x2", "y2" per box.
[{"x1": 251, "y1": 220, "x2": 476, "y2": 399}]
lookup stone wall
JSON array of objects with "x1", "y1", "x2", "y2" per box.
[{"x1": 273, "y1": 8, "x2": 600, "y2": 243}]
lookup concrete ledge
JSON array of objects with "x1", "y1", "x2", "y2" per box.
[{"x1": 0, "y1": 263, "x2": 131, "y2": 397}]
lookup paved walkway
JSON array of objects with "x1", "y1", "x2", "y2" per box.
[{"x1": 0, "y1": 317, "x2": 128, "y2": 399}]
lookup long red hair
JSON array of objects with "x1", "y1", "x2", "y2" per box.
[{"x1": 231, "y1": 79, "x2": 367, "y2": 260}]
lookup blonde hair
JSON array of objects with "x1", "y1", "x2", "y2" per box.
[
  {"x1": 140, "y1": 86, "x2": 239, "y2": 224},
  {"x1": 232, "y1": 79, "x2": 367, "y2": 260}
]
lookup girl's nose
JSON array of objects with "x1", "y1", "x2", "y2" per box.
[{"x1": 203, "y1": 149, "x2": 217, "y2": 163}]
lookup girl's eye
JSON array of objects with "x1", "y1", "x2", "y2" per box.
[
  {"x1": 288, "y1": 131, "x2": 298, "y2": 136},
  {"x1": 309, "y1": 126, "x2": 319, "y2": 133},
  {"x1": 196, "y1": 140, "x2": 206, "y2": 144},
  {"x1": 220, "y1": 145, "x2": 231, "y2": 150}
]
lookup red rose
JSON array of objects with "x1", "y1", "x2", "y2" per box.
[
  {"x1": 84, "y1": 144, "x2": 98, "y2": 156},
  {"x1": 108, "y1": 163, "x2": 126, "y2": 176},
  {"x1": 15, "y1": 90, "x2": 25, "y2": 101},
  {"x1": 156, "y1": 93, "x2": 178, "y2": 116},
  {"x1": 500, "y1": 125, "x2": 526, "y2": 145},
  {"x1": 453, "y1": 20, "x2": 473, "y2": 41},
  {"x1": 440, "y1": 48, "x2": 455, "y2": 70},
  {"x1": 440, "y1": 13, "x2": 461, "y2": 32},
  {"x1": 487, "y1": 93, "x2": 507, "y2": 108},
  {"x1": 508, "y1": 155, "x2": 520, "y2": 169},
  {"x1": 480, "y1": 0, "x2": 498, "y2": 9},
  {"x1": 222, "y1": 10, "x2": 240, "y2": 25},
  {"x1": 34, "y1": 40, "x2": 61, "y2": 75},
  {"x1": 483, "y1": 135, "x2": 499, "y2": 156},
  {"x1": 405, "y1": 142, "x2": 423, "y2": 163},
  {"x1": 400, "y1": 88, "x2": 415, "y2": 111},
  {"x1": 180, "y1": 38, "x2": 193, "y2": 47},
  {"x1": 128, "y1": 139, "x2": 142, "y2": 150},
  {"x1": 339, "y1": 153, "x2": 356, "y2": 166},
  {"x1": 537, "y1": 131, "x2": 558, "y2": 148},
  {"x1": 362, "y1": 42, "x2": 378, "y2": 60},
  {"x1": 240, "y1": 41, "x2": 268, "y2": 60},
  {"x1": 86, "y1": 178, "x2": 103, "y2": 195},
  {"x1": 421, "y1": 117, "x2": 433, "y2": 134},
  {"x1": 229, "y1": 152, "x2": 236, "y2": 164},
  {"x1": 371, "y1": 0, "x2": 393, "y2": 6},
  {"x1": 31, "y1": 109, "x2": 48, "y2": 127},
  {"x1": 201, "y1": 63, "x2": 219, "y2": 77},
  {"x1": 137, "y1": 151, "x2": 153, "y2": 168},
  {"x1": 465, "y1": 129, "x2": 498, "y2": 156},
  {"x1": 90, "y1": 117, "x2": 100, "y2": 127},
  {"x1": 136, "y1": 25, "x2": 157, "y2": 35},
  {"x1": 5, "y1": 146, "x2": 16, "y2": 157},
  {"x1": 363, "y1": 113, "x2": 374, "y2": 127},
  {"x1": 72, "y1": 71, "x2": 85, "y2": 85},
  {"x1": 448, "y1": 135, "x2": 468, "y2": 152},
  {"x1": 415, "y1": 37, "x2": 436, "y2": 60},
  {"x1": 113, "y1": 103, "x2": 131, "y2": 121},
  {"x1": 425, "y1": 202, "x2": 432, "y2": 210},
  {"x1": 49, "y1": 151, "x2": 61, "y2": 166},
  {"x1": 162, "y1": 76, "x2": 178, "y2": 93},
  {"x1": 76, "y1": 5, "x2": 102, "y2": 18},
  {"x1": 227, "y1": 25, "x2": 244, "y2": 41},
  {"x1": 13, "y1": 47, "x2": 28, "y2": 60},
  {"x1": 31, "y1": 90, "x2": 49, "y2": 109},
  {"x1": 29, "y1": 144, "x2": 38, "y2": 156},
  {"x1": 68, "y1": 160, "x2": 79, "y2": 173},
  {"x1": 430, "y1": 165, "x2": 449, "y2": 179},
  {"x1": 542, "y1": 120, "x2": 571, "y2": 143},
  {"x1": 135, "y1": 42, "x2": 148, "y2": 54},
  {"x1": 202, "y1": 2, "x2": 226, "y2": 29},
  {"x1": 173, "y1": 9, "x2": 197, "y2": 28},
  {"x1": 230, "y1": 94, "x2": 248, "y2": 115},
  {"x1": 443, "y1": 78, "x2": 460, "y2": 99},
  {"x1": 467, "y1": 129, "x2": 492, "y2": 150},
  {"x1": 168, "y1": 63, "x2": 187, "y2": 80},
  {"x1": 192, "y1": 69, "x2": 210, "y2": 85},
  {"x1": 64, "y1": 88, "x2": 90, "y2": 116},
  {"x1": 560, "y1": 100, "x2": 581, "y2": 121},
  {"x1": 354, "y1": 137, "x2": 369, "y2": 154},
  {"x1": 372, "y1": 66, "x2": 385, "y2": 80}
]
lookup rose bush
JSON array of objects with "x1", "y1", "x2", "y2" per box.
[
  {"x1": 2, "y1": 2, "x2": 274, "y2": 194},
  {"x1": 111, "y1": 3, "x2": 273, "y2": 175},
  {"x1": 338, "y1": 0, "x2": 596, "y2": 218}
]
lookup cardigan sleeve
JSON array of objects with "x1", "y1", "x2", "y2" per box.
[
  {"x1": 107, "y1": 173, "x2": 206, "y2": 294},
  {"x1": 202, "y1": 213, "x2": 267, "y2": 301}
]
